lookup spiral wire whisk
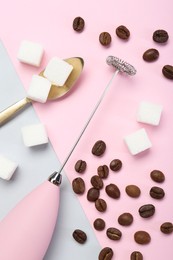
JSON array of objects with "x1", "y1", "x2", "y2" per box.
[{"x1": 106, "y1": 55, "x2": 136, "y2": 76}]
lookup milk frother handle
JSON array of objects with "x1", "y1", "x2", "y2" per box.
[{"x1": 0, "y1": 174, "x2": 61, "y2": 260}]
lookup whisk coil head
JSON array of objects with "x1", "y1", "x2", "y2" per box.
[{"x1": 106, "y1": 56, "x2": 136, "y2": 76}]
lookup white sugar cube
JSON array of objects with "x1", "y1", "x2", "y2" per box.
[
  {"x1": 17, "y1": 40, "x2": 44, "y2": 67},
  {"x1": 124, "y1": 128, "x2": 152, "y2": 155},
  {"x1": 137, "y1": 101, "x2": 163, "y2": 126},
  {"x1": 43, "y1": 57, "x2": 73, "y2": 86},
  {"x1": 21, "y1": 123, "x2": 48, "y2": 147},
  {"x1": 27, "y1": 75, "x2": 51, "y2": 103},
  {"x1": 0, "y1": 155, "x2": 18, "y2": 180}
]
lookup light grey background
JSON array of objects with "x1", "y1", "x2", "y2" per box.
[{"x1": 0, "y1": 41, "x2": 101, "y2": 259}]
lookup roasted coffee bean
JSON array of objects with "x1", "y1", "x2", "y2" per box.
[
  {"x1": 72, "y1": 229, "x2": 87, "y2": 244},
  {"x1": 72, "y1": 16, "x2": 85, "y2": 32},
  {"x1": 134, "y1": 231, "x2": 151, "y2": 245},
  {"x1": 118, "y1": 212, "x2": 133, "y2": 226},
  {"x1": 91, "y1": 175, "x2": 103, "y2": 190},
  {"x1": 92, "y1": 140, "x2": 106, "y2": 156},
  {"x1": 116, "y1": 25, "x2": 130, "y2": 40},
  {"x1": 97, "y1": 165, "x2": 109, "y2": 179},
  {"x1": 150, "y1": 170, "x2": 165, "y2": 183},
  {"x1": 106, "y1": 227, "x2": 122, "y2": 240},
  {"x1": 150, "y1": 186, "x2": 165, "y2": 199},
  {"x1": 139, "y1": 204, "x2": 155, "y2": 218},
  {"x1": 105, "y1": 184, "x2": 120, "y2": 199},
  {"x1": 153, "y1": 29, "x2": 169, "y2": 43},
  {"x1": 72, "y1": 177, "x2": 85, "y2": 194},
  {"x1": 130, "y1": 251, "x2": 143, "y2": 260},
  {"x1": 95, "y1": 198, "x2": 107, "y2": 212},
  {"x1": 87, "y1": 187, "x2": 100, "y2": 202},
  {"x1": 143, "y1": 48, "x2": 159, "y2": 62},
  {"x1": 99, "y1": 32, "x2": 112, "y2": 46},
  {"x1": 109, "y1": 159, "x2": 122, "y2": 171},
  {"x1": 93, "y1": 218, "x2": 105, "y2": 231},
  {"x1": 162, "y1": 65, "x2": 173, "y2": 80},
  {"x1": 160, "y1": 222, "x2": 173, "y2": 234},
  {"x1": 74, "y1": 159, "x2": 87, "y2": 173},
  {"x1": 125, "y1": 185, "x2": 141, "y2": 198},
  {"x1": 98, "y1": 247, "x2": 114, "y2": 260}
]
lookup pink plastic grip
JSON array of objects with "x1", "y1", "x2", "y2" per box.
[{"x1": 0, "y1": 181, "x2": 60, "y2": 260}]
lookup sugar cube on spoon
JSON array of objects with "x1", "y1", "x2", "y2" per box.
[
  {"x1": 43, "y1": 57, "x2": 73, "y2": 86},
  {"x1": 27, "y1": 75, "x2": 51, "y2": 103}
]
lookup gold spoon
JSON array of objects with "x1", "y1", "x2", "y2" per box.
[{"x1": 0, "y1": 57, "x2": 84, "y2": 125}]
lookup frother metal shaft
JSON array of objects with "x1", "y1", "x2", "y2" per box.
[{"x1": 51, "y1": 56, "x2": 136, "y2": 180}]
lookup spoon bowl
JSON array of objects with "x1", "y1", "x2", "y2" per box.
[
  {"x1": 0, "y1": 57, "x2": 84, "y2": 125},
  {"x1": 40, "y1": 57, "x2": 84, "y2": 100}
]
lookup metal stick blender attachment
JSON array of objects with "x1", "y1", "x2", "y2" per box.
[
  {"x1": 0, "y1": 56, "x2": 136, "y2": 260},
  {"x1": 49, "y1": 55, "x2": 136, "y2": 184}
]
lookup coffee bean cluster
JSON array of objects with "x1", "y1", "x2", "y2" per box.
[
  {"x1": 142, "y1": 29, "x2": 173, "y2": 80},
  {"x1": 72, "y1": 17, "x2": 173, "y2": 80},
  {"x1": 71, "y1": 139, "x2": 172, "y2": 259},
  {"x1": 99, "y1": 25, "x2": 131, "y2": 47}
]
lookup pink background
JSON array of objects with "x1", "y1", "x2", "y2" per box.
[{"x1": 0, "y1": 0, "x2": 173, "y2": 259}]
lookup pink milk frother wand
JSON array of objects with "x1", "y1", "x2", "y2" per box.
[{"x1": 0, "y1": 56, "x2": 136, "y2": 260}]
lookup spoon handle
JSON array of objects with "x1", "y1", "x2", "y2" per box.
[{"x1": 0, "y1": 97, "x2": 32, "y2": 126}]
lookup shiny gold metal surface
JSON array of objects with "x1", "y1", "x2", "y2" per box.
[{"x1": 0, "y1": 57, "x2": 84, "y2": 125}]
